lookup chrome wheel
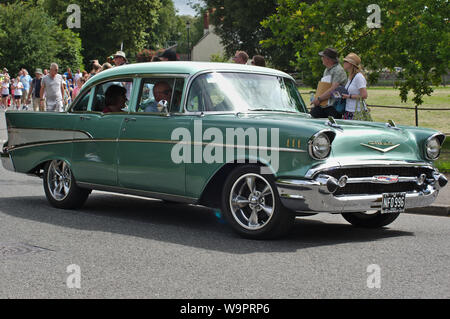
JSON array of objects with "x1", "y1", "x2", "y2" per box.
[
  {"x1": 229, "y1": 173, "x2": 275, "y2": 230},
  {"x1": 47, "y1": 160, "x2": 72, "y2": 201}
]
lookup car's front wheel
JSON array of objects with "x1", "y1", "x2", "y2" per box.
[
  {"x1": 342, "y1": 211, "x2": 400, "y2": 228},
  {"x1": 43, "y1": 160, "x2": 90, "y2": 209},
  {"x1": 221, "y1": 165, "x2": 294, "y2": 239}
]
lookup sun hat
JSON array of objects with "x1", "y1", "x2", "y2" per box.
[
  {"x1": 35, "y1": 68, "x2": 43, "y2": 75},
  {"x1": 344, "y1": 53, "x2": 362, "y2": 67},
  {"x1": 318, "y1": 48, "x2": 339, "y2": 61},
  {"x1": 113, "y1": 51, "x2": 128, "y2": 62}
]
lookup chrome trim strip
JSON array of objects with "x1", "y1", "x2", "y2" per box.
[
  {"x1": 1, "y1": 150, "x2": 15, "y2": 172},
  {"x1": 305, "y1": 160, "x2": 435, "y2": 179},
  {"x1": 8, "y1": 128, "x2": 92, "y2": 147},
  {"x1": 76, "y1": 182, "x2": 198, "y2": 204},
  {"x1": 8, "y1": 137, "x2": 305, "y2": 154}
]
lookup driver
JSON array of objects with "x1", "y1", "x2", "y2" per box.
[{"x1": 144, "y1": 81, "x2": 172, "y2": 113}]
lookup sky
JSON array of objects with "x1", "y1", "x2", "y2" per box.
[{"x1": 173, "y1": 0, "x2": 203, "y2": 16}]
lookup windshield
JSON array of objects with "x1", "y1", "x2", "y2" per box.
[{"x1": 187, "y1": 72, "x2": 307, "y2": 113}]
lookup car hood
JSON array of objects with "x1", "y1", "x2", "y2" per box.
[{"x1": 223, "y1": 112, "x2": 431, "y2": 162}]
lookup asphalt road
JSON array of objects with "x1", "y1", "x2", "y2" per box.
[{"x1": 1, "y1": 112, "x2": 449, "y2": 299}]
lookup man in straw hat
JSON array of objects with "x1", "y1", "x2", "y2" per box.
[
  {"x1": 113, "y1": 51, "x2": 128, "y2": 67},
  {"x1": 310, "y1": 47, "x2": 347, "y2": 119}
]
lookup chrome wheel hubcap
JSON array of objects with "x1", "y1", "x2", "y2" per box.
[
  {"x1": 47, "y1": 160, "x2": 72, "y2": 201},
  {"x1": 229, "y1": 173, "x2": 275, "y2": 230}
]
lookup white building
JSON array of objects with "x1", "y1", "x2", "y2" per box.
[{"x1": 191, "y1": 11, "x2": 226, "y2": 62}]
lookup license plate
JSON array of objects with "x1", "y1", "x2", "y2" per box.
[{"x1": 381, "y1": 193, "x2": 406, "y2": 214}]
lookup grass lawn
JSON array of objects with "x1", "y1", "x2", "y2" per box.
[
  {"x1": 299, "y1": 86, "x2": 450, "y2": 172},
  {"x1": 299, "y1": 86, "x2": 450, "y2": 134}
]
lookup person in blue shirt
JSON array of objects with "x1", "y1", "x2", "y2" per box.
[
  {"x1": 143, "y1": 81, "x2": 172, "y2": 113},
  {"x1": 20, "y1": 69, "x2": 32, "y2": 110}
]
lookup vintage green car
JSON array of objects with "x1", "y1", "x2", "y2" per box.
[{"x1": 1, "y1": 62, "x2": 447, "y2": 239}]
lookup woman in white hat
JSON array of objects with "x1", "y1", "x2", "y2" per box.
[{"x1": 341, "y1": 53, "x2": 368, "y2": 120}]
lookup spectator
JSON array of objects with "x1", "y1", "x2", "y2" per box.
[
  {"x1": 12, "y1": 76, "x2": 24, "y2": 110},
  {"x1": 101, "y1": 62, "x2": 113, "y2": 71},
  {"x1": 90, "y1": 60, "x2": 102, "y2": 77},
  {"x1": 151, "y1": 56, "x2": 162, "y2": 62},
  {"x1": 72, "y1": 77, "x2": 85, "y2": 100},
  {"x1": 232, "y1": 51, "x2": 249, "y2": 64},
  {"x1": 159, "y1": 49, "x2": 178, "y2": 61},
  {"x1": 251, "y1": 55, "x2": 266, "y2": 67},
  {"x1": 113, "y1": 51, "x2": 128, "y2": 66},
  {"x1": 43, "y1": 69, "x2": 49, "y2": 76},
  {"x1": 1, "y1": 75, "x2": 10, "y2": 109},
  {"x1": 28, "y1": 69, "x2": 44, "y2": 111},
  {"x1": 74, "y1": 69, "x2": 82, "y2": 83},
  {"x1": 341, "y1": 53, "x2": 368, "y2": 120},
  {"x1": 20, "y1": 69, "x2": 32, "y2": 110},
  {"x1": 310, "y1": 48, "x2": 347, "y2": 119},
  {"x1": 40, "y1": 63, "x2": 65, "y2": 112}
]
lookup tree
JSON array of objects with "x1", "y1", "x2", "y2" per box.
[
  {"x1": 261, "y1": 0, "x2": 450, "y2": 106},
  {"x1": 0, "y1": 1, "x2": 83, "y2": 75},
  {"x1": 43, "y1": 0, "x2": 161, "y2": 65},
  {"x1": 203, "y1": 1, "x2": 281, "y2": 62}
]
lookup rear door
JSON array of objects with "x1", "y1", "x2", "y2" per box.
[{"x1": 70, "y1": 78, "x2": 136, "y2": 186}]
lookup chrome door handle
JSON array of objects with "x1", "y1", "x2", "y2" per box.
[
  {"x1": 125, "y1": 117, "x2": 137, "y2": 122},
  {"x1": 80, "y1": 116, "x2": 91, "y2": 120}
]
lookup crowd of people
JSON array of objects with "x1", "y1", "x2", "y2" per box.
[{"x1": 1, "y1": 47, "x2": 367, "y2": 119}]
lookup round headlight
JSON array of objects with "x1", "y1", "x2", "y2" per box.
[
  {"x1": 309, "y1": 133, "x2": 331, "y2": 160},
  {"x1": 425, "y1": 137, "x2": 441, "y2": 160}
]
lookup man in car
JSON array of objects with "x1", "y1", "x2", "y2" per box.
[{"x1": 143, "y1": 81, "x2": 172, "y2": 113}]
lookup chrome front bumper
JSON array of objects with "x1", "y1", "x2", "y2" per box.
[
  {"x1": 1, "y1": 149, "x2": 15, "y2": 172},
  {"x1": 277, "y1": 171, "x2": 448, "y2": 213}
]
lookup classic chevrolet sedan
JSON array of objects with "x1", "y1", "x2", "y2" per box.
[{"x1": 1, "y1": 62, "x2": 447, "y2": 239}]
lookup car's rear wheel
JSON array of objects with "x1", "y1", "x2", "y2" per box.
[
  {"x1": 342, "y1": 211, "x2": 400, "y2": 228},
  {"x1": 43, "y1": 160, "x2": 90, "y2": 209},
  {"x1": 221, "y1": 165, "x2": 294, "y2": 239}
]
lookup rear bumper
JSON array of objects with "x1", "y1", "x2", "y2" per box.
[
  {"x1": 1, "y1": 149, "x2": 15, "y2": 172},
  {"x1": 277, "y1": 171, "x2": 447, "y2": 213}
]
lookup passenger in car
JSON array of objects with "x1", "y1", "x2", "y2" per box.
[
  {"x1": 102, "y1": 85, "x2": 127, "y2": 113},
  {"x1": 143, "y1": 81, "x2": 172, "y2": 113}
]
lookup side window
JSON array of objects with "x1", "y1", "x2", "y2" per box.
[
  {"x1": 92, "y1": 79, "x2": 133, "y2": 113},
  {"x1": 71, "y1": 88, "x2": 92, "y2": 112},
  {"x1": 136, "y1": 78, "x2": 184, "y2": 113},
  {"x1": 187, "y1": 74, "x2": 232, "y2": 112}
]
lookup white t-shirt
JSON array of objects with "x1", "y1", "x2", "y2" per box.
[
  {"x1": 14, "y1": 82, "x2": 24, "y2": 96},
  {"x1": 1, "y1": 82, "x2": 9, "y2": 95},
  {"x1": 345, "y1": 72, "x2": 367, "y2": 113}
]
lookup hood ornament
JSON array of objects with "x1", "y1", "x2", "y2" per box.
[{"x1": 361, "y1": 142, "x2": 400, "y2": 153}]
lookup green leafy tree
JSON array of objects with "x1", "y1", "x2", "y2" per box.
[
  {"x1": 203, "y1": 1, "x2": 280, "y2": 62},
  {"x1": 262, "y1": 0, "x2": 450, "y2": 106},
  {"x1": 43, "y1": 0, "x2": 161, "y2": 65},
  {"x1": 0, "y1": 1, "x2": 83, "y2": 75}
]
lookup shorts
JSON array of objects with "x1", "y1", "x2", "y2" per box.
[
  {"x1": 14, "y1": 95, "x2": 22, "y2": 99},
  {"x1": 2, "y1": 94, "x2": 8, "y2": 98}
]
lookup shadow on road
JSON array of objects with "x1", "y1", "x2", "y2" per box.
[{"x1": 0, "y1": 193, "x2": 414, "y2": 253}]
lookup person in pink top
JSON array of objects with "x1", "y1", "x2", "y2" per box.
[{"x1": 72, "y1": 77, "x2": 85, "y2": 100}]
